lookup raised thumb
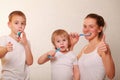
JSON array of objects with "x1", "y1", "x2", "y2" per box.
[{"x1": 101, "y1": 34, "x2": 105, "y2": 42}]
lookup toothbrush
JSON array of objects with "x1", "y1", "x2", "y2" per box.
[
  {"x1": 80, "y1": 33, "x2": 91, "y2": 36},
  {"x1": 48, "y1": 48, "x2": 60, "y2": 59},
  {"x1": 17, "y1": 32, "x2": 21, "y2": 38}
]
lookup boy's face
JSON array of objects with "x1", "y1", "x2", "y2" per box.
[
  {"x1": 54, "y1": 35, "x2": 69, "y2": 52},
  {"x1": 8, "y1": 15, "x2": 26, "y2": 35}
]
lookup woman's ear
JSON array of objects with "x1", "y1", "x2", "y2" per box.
[{"x1": 98, "y1": 26, "x2": 103, "y2": 33}]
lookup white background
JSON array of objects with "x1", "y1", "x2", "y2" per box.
[{"x1": 0, "y1": 0, "x2": 120, "y2": 80}]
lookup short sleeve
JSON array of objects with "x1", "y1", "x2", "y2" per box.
[{"x1": 0, "y1": 36, "x2": 7, "y2": 46}]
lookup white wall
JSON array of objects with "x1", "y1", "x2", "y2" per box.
[{"x1": 0, "y1": 0, "x2": 120, "y2": 80}]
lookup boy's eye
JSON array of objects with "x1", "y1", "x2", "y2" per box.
[
  {"x1": 21, "y1": 23, "x2": 24, "y2": 25},
  {"x1": 21, "y1": 22, "x2": 26, "y2": 25},
  {"x1": 15, "y1": 22, "x2": 18, "y2": 24},
  {"x1": 63, "y1": 39, "x2": 66, "y2": 41},
  {"x1": 57, "y1": 40, "x2": 60, "y2": 43}
]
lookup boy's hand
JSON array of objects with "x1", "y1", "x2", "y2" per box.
[
  {"x1": 6, "y1": 42, "x2": 13, "y2": 52},
  {"x1": 19, "y1": 32, "x2": 28, "y2": 46},
  {"x1": 47, "y1": 50, "x2": 56, "y2": 57},
  {"x1": 47, "y1": 50, "x2": 57, "y2": 60}
]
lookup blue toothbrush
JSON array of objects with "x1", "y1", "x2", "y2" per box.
[
  {"x1": 17, "y1": 32, "x2": 21, "y2": 38},
  {"x1": 48, "y1": 48, "x2": 60, "y2": 59},
  {"x1": 80, "y1": 33, "x2": 91, "y2": 36}
]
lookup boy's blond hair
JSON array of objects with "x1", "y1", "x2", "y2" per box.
[
  {"x1": 51, "y1": 29, "x2": 71, "y2": 50},
  {"x1": 8, "y1": 10, "x2": 26, "y2": 24}
]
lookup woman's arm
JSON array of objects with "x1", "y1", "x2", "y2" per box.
[
  {"x1": 100, "y1": 47, "x2": 115, "y2": 79},
  {"x1": 98, "y1": 35, "x2": 115, "y2": 79}
]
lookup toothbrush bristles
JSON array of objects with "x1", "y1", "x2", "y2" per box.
[
  {"x1": 85, "y1": 33, "x2": 91, "y2": 36},
  {"x1": 17, "y1": 32, "x2": 21, "y2": 37}
]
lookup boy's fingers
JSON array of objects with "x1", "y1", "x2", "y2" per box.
[{"x1": 8, "y1": 42, "x2": 13, "y2": 45}]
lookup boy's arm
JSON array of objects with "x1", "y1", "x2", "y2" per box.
[
  {"x1": 38, "y1": 52, "x2": 50, "y2": 64},
  {"x1": 0, "y1": 46, "x2": 8, "y2": 58},
  {"x1": 24, "y1": 43, "x2": 33, "y2": 66},
  {"x1": 38, "y1": 50, "x2": 55, "y2": 64},
  {"x1": 73, "y1": 65, "x2": 80, "y2": 80},
  {"x1": 21, "y1": 32, "x2": 33, "y2": 66}
]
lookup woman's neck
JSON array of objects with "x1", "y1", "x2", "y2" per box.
[{"x1": 88, "y1": 37, "x2": 100, "y2": 47}]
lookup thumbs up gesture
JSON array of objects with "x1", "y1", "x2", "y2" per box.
[{"x1": 98, "y1": 35, "x2": 109, "y2": 54}]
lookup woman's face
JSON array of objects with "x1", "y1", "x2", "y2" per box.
[{"x1": 83, "y1": 18, "x2": 102, "y2": 41}]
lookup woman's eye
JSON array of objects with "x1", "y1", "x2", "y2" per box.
[
  {"x1": 89, "y1": 25, "x2": 94, "y2": 28},
  {"x1": 21, "y1": 23, "x2": 24, "y2": 25},
  {"x1": 83, "y1": 25, "x2": 87, "y2": 28}
]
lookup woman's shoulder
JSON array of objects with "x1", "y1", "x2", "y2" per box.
[{"x1": 77, "y1": 45, "x2": 88, "y2": 59}]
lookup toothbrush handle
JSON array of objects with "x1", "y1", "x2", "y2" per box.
[
  {"x1": 48, "y1": 48, "x2": 60, "y2": 59},
  {"x1": 48, "y1": 55, "x2": 52, "y2": 58},
  {"x1": 80, "y1": 34, "x2": 84, "y2": 36}
]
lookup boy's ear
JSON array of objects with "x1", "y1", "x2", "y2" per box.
[{"x1": 8, "y1": 22, "x2": 11, "y2": 28}]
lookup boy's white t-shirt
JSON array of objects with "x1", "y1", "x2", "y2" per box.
[
  {"x1": 0, "y1": 36, "x2": 29, "y2": 80},
  {"x1": 51, "y1": 51, "x2": 77, "y2": 80}
]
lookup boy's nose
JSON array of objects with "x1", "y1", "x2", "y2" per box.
[
  {"x1": 19, "y1": 25, "x2": 23, "y2": 29},
  {"x1": 60, "y1": 42, "x2": 64, "y2": 45},
  {"x1": 18, "y1": 25, "x2": 22, "y2": 28}
]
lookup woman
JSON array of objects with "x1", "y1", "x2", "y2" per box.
[{"x1": 70, "y1": 13, "x2": 115, "y2": 80}]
